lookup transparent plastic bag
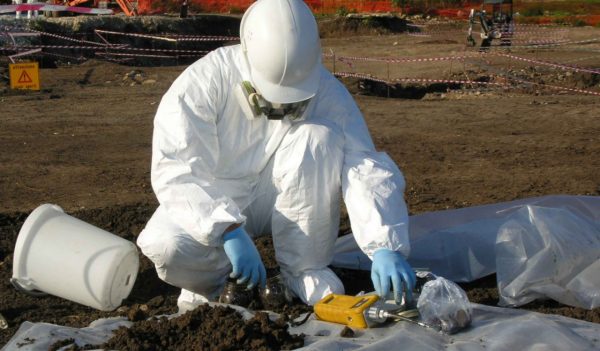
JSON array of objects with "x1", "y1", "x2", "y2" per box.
[{"x1": 416, "y1": 276, "x2": 472, "y2": 334}]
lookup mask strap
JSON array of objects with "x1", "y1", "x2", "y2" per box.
[{"x1": 248, "y1": 92, "x2": 260, "y2": 106}]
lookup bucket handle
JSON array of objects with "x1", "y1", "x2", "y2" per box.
[{"x1": 10, "y1": 278, "x2": 48, "y2": 297}]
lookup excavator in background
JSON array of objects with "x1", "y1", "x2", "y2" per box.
[
  {"x1": 467, "y1": 0, "x2": 514, "y2": 50},
  {"x1": 44, "y1": 0, "x2": 138, "y2": 16}
]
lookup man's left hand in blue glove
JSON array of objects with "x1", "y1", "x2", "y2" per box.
[{"x1": 371, "y1": 248, "x2": 416, "y2": 304}]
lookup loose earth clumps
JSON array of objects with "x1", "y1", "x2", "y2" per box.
[{"x1": 95, "y1": 305, "x2": 305, "y2": 351}]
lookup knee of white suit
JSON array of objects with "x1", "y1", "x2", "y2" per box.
[
  {"x1": 276, "y1": 119, "x2": 344, "y2": 168},
  {"x1": 283, "y1": 267, "x2": 345, "y2": 305},
  {"x1": 271, "y1": 119, "x2": 344, "y2": 276},
  {"x1": 137, "y1": 228, "x2": 230, "y2": 298}
]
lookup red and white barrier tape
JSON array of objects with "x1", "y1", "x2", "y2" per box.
[
  {"x1": 563, "y1": 54, "x2": 600, "y2": 64},
  {"x1": 167, "y1": 34, "x2": 239, "y2": 40},
  {"x1": 94, "y1": 29, "x2": 178, "y2": 43},
  {"x1": 334, "y1": 71, "x2": 506, "y2": 87},
  {"x1": 514, "y1": 23, "x2": 561, "y2": 27},
  {"x1": 406, "y1": 33, "x2": 432, "y2": 37},
  {"x1": 496, "y1": 53, "x2": 600, "y2": 75},
  {"x1": 170, "y1": 33, "x2": 237, "y2": 41},
  {"x1": 524, "y1": 38, "x2": 600, "y2": 48},
  {"x1": 0, "y1": 3, "x2": 113, "y2": 14},
  {"x1": 3, "y1": 44, "x2": 209, "y2": 55},
  {"x1": 482, "y1": 29, "x2": 568, "y2": 36},
  {"x1": 413, "y1": 28, "x2": 567, "y2": 37},
  {"x1": 334, "y1": 71, "x2": 600, "y2": 96},
  {"x1": 472, "y1": 38, "x2": 600, "y2": 51},
  {"x1": 94, "y1": 30, "x2": 239, "y2": 42},
  {"x1": 508, "y1": 76, "x2": 600, "y2": 96},
  {"x1": 96, "y1": 51, "x2": 201, "y2": 59},
  {"x1": 42, "y1": 50, "x2": 86, "y2": 61},
  {"x1": 0, "y1": 32, "x2": 38, "y2": 37},
  {"x1": 392, "y1": 76, "x2": 506, "y2": 87},
  {"x1": 1, "y1": 31, "x2": 39, "y2": 45},
  {"x1": 34, "y1": 30, "x2": 109, "y2": 46},
  {"x1": 8, "y1": 48, "x2": 40, "y2": 62},
  {"x1": 323, "y1": 53, "x2": 480, "y2": 64},
  {"x1": 324, "y1": 50, "x2": 599, "y2": 77},
  {"x1": 172, "y1": 35, "x2": 240, "y2": 42},
  {"x1": 95, "y1": 51, "x2": 178, "y2": 59},
  {"x1": 510, "y1": 38, "x2": 567, "y2": 45}
]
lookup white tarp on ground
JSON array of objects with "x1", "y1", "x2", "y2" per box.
[
  {"x1": 4, "y1": 195, "x2": 600, "y2": 349},
  {"x1": 293, "y1": 304, "x2": 600, "y2": 351},
  {"x1": 496, "y1": 205, "x2": 600, "y2": 309},
  {"x1": 333, "y1": 195, "x2": 600, "y2": 309},
  {"x1": 3, "y1": 303, "x2": 600, "y2": 351},
  {"x1": 1, "y1": 317, "x2": 131, "y2": 351}
]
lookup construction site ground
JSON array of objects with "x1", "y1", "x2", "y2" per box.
[{"x1": 0, "y1": 14, "x2": 599, "y2": 348}]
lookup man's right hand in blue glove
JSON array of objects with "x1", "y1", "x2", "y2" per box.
[{"x1": 222, "y1": 226, "x2": 266, "y2": 290}]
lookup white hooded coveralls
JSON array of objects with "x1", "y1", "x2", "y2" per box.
[{"x1": 137, "y1": 45, "x2": 410, "y2": 305}]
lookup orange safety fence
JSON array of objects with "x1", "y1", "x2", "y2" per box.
[
  {"x1": 136, "y1": 0, "x2": 481, "y2": 16},
  {"x1": 135, "y1": 0, "x2": 600, "y2": 26}
]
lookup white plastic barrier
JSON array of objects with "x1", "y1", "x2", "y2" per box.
[
  {"x1": 332, "y1": 195, "x2": 600, "y2": 309},
  {"x1": 11, "y1": 204, "x2": 139, "y2": 311},
  {"x1": 496, "y1": 205, "x2": 600, "y2": 309},
  {"x1": 333, "y1": 195, "x2": 600, "y2": 283}
]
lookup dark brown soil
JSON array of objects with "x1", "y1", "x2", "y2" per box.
[
  {"x1": 1, "y1": 14, "x2": 599, "y2": 350},
  {"x1": 96, "y1": 305, "x2": 304, "y2": 351}
]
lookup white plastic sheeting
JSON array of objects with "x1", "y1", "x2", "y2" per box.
[
  {"x1": 1, "y1": 317, "x2": 131, "y2": 351},
  {"x1": 3, "y1": 304, "x2": 600, "y2": 351},
  {"x1": 4, "y1": 195, "x2": 600, "y2": 349},
  {"x1": 333, "y1": 195, "x2": 600, "y2": 308},
  {"x1": 496, "y1": 205, "x2": 600, "y2": 309},
  {"x1": 293, "y1": 304, "x2": 600, "y2": 351}
]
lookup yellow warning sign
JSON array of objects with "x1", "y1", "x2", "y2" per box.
[{"x1": 9, "y1": 62, "x2": 40, "y2": 90}]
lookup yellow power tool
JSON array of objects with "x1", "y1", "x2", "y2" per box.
[{"x1": 314, "y1": 293, "x2": 424, "y2": 329}]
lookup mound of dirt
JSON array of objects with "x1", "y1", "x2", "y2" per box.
[
  {"x1": 94, "y1": 305, "x2": 305, "y2": 351},
  {"x1": 2, "y1": 14, "x2": 241, "y2": 39},
  {"x1": 318, "y1": 13, "x2": 410, "y2": 38}
]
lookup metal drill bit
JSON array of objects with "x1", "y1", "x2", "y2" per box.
[{"x1": 387, "y1": 312, "x2": 438, "y2": 330}]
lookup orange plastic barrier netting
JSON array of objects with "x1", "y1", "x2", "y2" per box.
[
  {"x1": 136, "y1": 0, "x2": 479, "y2": 16},
  {"x1": 135, "y1": 1, "x2": 600, "y2": 26}
]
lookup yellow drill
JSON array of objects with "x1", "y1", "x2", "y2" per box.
[{"x1": 313, "y1": 293, "x2": 431, "y2": 329}]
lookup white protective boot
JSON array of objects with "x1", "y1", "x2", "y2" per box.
[
  {"x1": 282, "y1": 267, "x2": 345, "y2": 305},
  {"x1": 177, "y1": 289, "x2": 211, "y2": 313}
]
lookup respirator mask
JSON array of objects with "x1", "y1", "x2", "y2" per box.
[{"x1": 235, "y1": 81, "x2": 311, "y2": 121}]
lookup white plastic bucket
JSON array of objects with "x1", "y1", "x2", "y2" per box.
[{"x1": 11, "y1": 204, "x2": 139, "y2": 311}]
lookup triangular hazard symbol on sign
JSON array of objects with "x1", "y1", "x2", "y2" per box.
[{"x1": 18, "y1": 70, "x2": 33, "y2": 84}]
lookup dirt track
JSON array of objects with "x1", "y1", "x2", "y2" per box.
[
  {"x1": 1, "y1": 15, "x2": 599, "y2": 348},
  {"x1": 1, "y1": 60, "x2": 598, "y2": 215}
]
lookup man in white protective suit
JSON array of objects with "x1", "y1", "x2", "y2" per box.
[{"x1": 137, "y1": 0, "x2": 416, "y2": 311}]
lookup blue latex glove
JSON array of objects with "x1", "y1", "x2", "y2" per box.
[
  {"x1": 223, "y1": 226, "x2": 266, "y2": 289},
  {"x1": 371, "y1": 248, "x2": 416, "y2": 304}
]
